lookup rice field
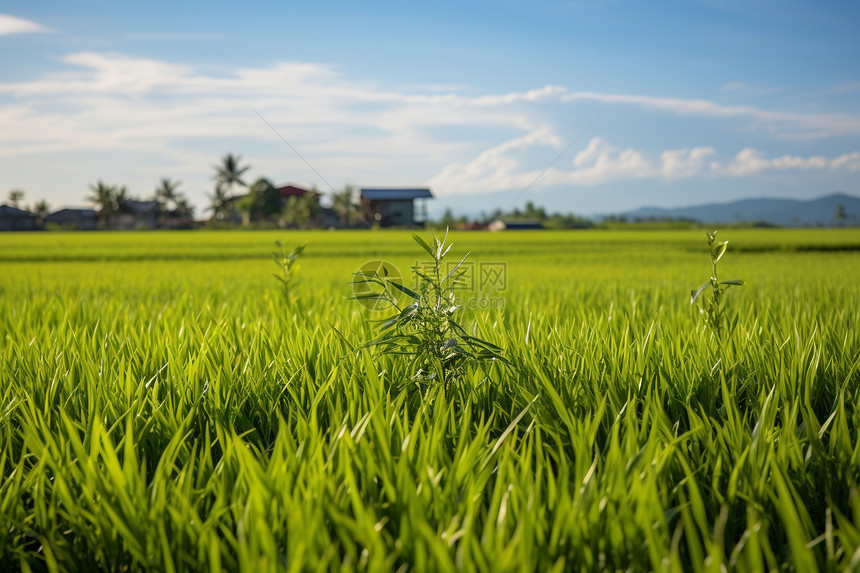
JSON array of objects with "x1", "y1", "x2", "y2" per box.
[{"x1": 1, "y1": 228, "x2": 859, "y2": 572}]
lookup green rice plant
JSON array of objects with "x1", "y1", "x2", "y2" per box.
[
  {"x1": 1, "y1": 228, "x2": 859, "y2": 571},
  {"x1": 351, "y1": 230, "x2": 508, "y2": 389},
  {"x1": 690, "y1": 230, "x2": 745, "y2": 339},
  {"x1": 272, "y1": 241, "x2": 305, "y2": 301}
]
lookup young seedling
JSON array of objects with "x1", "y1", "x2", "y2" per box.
[
  {"x1": 272, "y1": 242, "x2": 306, "y2": 301},
  {"x1": 690, "y1": 231, "x2": 744, "y2": 339},
  {"x1": 351, "y1": 229, "x2": 508, "y2": 390}
]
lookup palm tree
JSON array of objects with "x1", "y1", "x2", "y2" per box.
[
  {"x1": 206, "y1": 182, "x2": 232, "y2": 222},
  {"x1": 87, "y1": 181, "x2": 116, "y2": 227},
  {"x1": 154, "y1": 178, "x2": 182, "y2": 212},
  {"x1": 213, "y1": 153, "x2": 250, "y2": 200},
  {"x1": 114, "y1": 185, "x2": 132, "y2": 215},
  {"x1": 174, "y1": 197, "x2": 194, "y2": 219}
]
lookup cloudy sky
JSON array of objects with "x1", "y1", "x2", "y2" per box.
[{"x1": 1, "y1": 1, "x2": 859, "y2": 218}]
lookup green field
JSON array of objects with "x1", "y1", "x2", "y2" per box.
[{"x1": 2, "y1": 228, "x2": 859, "y2": 571}]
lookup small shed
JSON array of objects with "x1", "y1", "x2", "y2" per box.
[
  {"x1": 360, "y1": 188, "x2": 433, "y2": 227},
  {"x1": 44, "y1": 208, "x2": 97, "y2": 230},
  {"x1": 0, "y1": 204, "x2": 38, "y2": 231},
  {"x1": 115, "y1": 200, "x2": 160, "y2": 230}
]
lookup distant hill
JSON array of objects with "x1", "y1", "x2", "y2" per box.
[{"x1": 621, "y1": 193, "x2": 860, "y2": 227}]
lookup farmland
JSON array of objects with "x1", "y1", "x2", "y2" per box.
[{"x1": 2, "y1": 228, "x2": 860, "y2": 571}]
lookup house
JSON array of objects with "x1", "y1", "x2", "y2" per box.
[
  {"x1": 457, "y1": 221, "x2": 489, "y2": 231},
  {"x1": 114, "y1": 200, "x2": 160, "y2": 230},
  {"x1": 160, "y1": 215, "x2": 196, "y2": 230},
  {"x1": 276, "y1": 184, "x2": 320, "y2": 202},
  {"x1": 228, "y1": 183, "x2": 322, "y2": 225},
  {"x1": 0, "y1": 204, "x2": 38, "y2": 231},
  {"x1": 360, "y1": 188, "x2": 433, "y2": 227},
  {"x1": 44, "y1": 208, "x2": 97, "y2": 230}
]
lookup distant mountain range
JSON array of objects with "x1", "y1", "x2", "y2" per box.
[{"x1": 621, "y1": 193, "x2": 860, "y2": 227}]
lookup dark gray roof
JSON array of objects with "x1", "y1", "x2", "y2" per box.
[
  {"x1": 126, "y1": 200, "x2": 160, "y2": 214},
  {"x1": 361, "y1": 188, "x2": 433, "y2": 200},
  {"x1": 0, "y1": 204, "x2": 35, "y2": 218},
  {"x1": 45, "y1": 208, "x2": 96, "y2": 222},
  {"x1": 501, "y1": 220, "x2": 543, "y2": 229}
]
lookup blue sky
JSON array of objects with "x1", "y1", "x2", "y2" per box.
[{"x1": 1, "y1": 1, "x2": 859, "y2": 218}]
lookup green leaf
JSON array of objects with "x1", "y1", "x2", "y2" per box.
[
  {"x1": 351, "y1": 276, "x2": 383, "y2": 284},
  {"x1": 382, "y1": 303, "x2": 418, "y2": 328},
  {"x1": 461, "y1": 334, "x2": 503, "y2": 352},
  {"x1": 327, "y1": 320, "x2": 356, "y2": 352},
  {"x1": 411, "y1": 267, "x2": 436, "y2": 285},
  {"x1": 719, "y1": 279, "x2": 745, "y2": 286},
  {"x1": 440, "y1": 242, "x2": 453, "y2": 260},
  {"x1": 442, "y1": 253, "x2": 470, "y2": 285},
  {"x1": 690, "y1": 282, "x2": 710, "y2": 304},
  {"x1": 713, "y1": 241, "x2": 728, "y2": 263},
  {"x1": 386, "y1": 280, "x2": 421, "y2": 300},
  {"x1": 480, "y1": 396, "x2": 538, "y2": 470},
  {"x1": 412, "y1": 233, "x2": 435, "y2": 258},
  {"x1": 348, "y1": 293, "x2": 386, "y2": 301}
]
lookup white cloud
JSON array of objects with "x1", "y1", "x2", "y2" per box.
[
  {"x1": 831, "y1": 152, "x2": 860, "y2": 170},
  {"x1": 428, "y1": 128, "x2": 560, "y2": 195},
  {"x1": 0, "y1": 14, "x2": 51, "y2": 36},
  {"x1": 0, "y1": 51, "x2": 551, "y2": 167},
  {"x1": 3, "y1": 50, "x2": 860, "y2": 154},
  {"x1": 2, "y1": 50, "x2": 859, "y2": 213},
  {"x1": 660, "y1": 147, "x2": 717, "y2": 180},
  {"x1": 561, "y1": 90, "x2": 860, "y2": 139},
  {"x1": 430, "y1": 135, "x2": 860, "y2": 196},
  {"x1": 719, "y1": 148, "x2": 860, "y2": 176},
  {"x1": 563, "y1": 139, "x2": 653, "y2": 185},
  {"x1": 430, "y1": 136, "x2": 718, "y2": 195}
]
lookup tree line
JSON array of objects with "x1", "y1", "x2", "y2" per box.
[
  {"x1": 436, "y1": 200, "x2": 594, "y2": 229},
  {"x1": 85, "y1": 153, "x2": 359, "y2": 228},
  {"x1": 5, "y1": 152, "x2": 362, "y2": 229}
]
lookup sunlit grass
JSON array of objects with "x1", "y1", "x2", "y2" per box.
[{"x1": 1, "y1": 228, "x2": 859, "y2": 571}]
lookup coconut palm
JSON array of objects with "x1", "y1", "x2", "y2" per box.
[
  {"x1": 174, "y1": 197, "x2": 193, "y2": 219},
  {"x1": 114, "y1": 185, "x2": 132, "y2": 215},
  {"x1": 206, "y1": 182, "x2": 233, "y2": 222},
  {"x1": 87, "y1": 181, "x2": 117, "y2": 227},
  {"x1": 213, "y1": 153, "x2": 250, "y2": 200},
  {"x1": 154, "y1": 178, "x2": 182, "y2": 212}
]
